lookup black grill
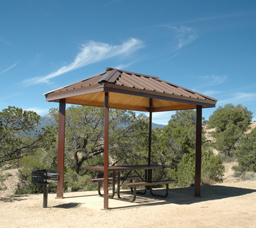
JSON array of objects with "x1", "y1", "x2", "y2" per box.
[
  {"x1": 32, "y1": 170, "x2": 60, "y2": 185},
  {"x1": 31, "y1": 170, "x2": 60, "y2": 208}
]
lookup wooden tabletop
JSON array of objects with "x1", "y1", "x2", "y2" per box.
[{"x1": 86, "y1": 164, "x2": 174, "y2": 172}]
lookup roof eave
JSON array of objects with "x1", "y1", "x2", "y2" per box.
[
  {"x1": 103, "y1": 83, "x2": 217, "y2": 108},
  {"x1": 45, "y1": 85, "x2": 104, "y2": 102}
]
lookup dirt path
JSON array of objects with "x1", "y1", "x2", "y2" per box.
[
  {"x1": 1, "y1": 180, "x2": 256, "y2": 228},
  {"x1": 1, "y1": 124, "x2": 256, "y2": 227}
]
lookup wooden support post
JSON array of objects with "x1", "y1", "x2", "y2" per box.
[
  {"x1": 104, "y1": 92, "x2": 109, "y2": 209},
  {"x1": 195, "y1": 105, "x2": 202, "y2": 197},
  {"x1": 148, "y1": 98, "x2": 153, "y2": 183},
  {"x1": 56, "y1": 99, "x2": 66, "y2": 198}
]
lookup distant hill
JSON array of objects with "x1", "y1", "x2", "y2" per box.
[
  {"x1": 152, "y1": 123, "x2": 166, "y2": 129},
  {"x1": 40, "y1": 114, "x2": 56, "y2": 128},
  {"x1": 40, "y1": 114, "x2": 166, "y2": 129}
]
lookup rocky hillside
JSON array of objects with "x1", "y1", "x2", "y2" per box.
[{"x1": 204, "y1": 122, "x2": 256, "y2": 183}]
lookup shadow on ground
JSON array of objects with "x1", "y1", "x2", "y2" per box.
[
  {"x1": 53, "y1": 202, "x2": 81, "y2": 209},
  {"x1": 0, "y1": 194, "x2": 29, "y2": 203},
  {"x1": 167, "y1": 185, "x2": 256, "y2": 204},
  {"x1": 109, "y1": 184, "x2": 256, "y2": 209}
]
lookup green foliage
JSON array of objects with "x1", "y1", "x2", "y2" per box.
[
  {"x1": 214, "y1": 123, "x2": 242, "y2": 157},
  {"x1": 112, "y1": 113, "x2": 149, "y2": 166},
  {"x1": 0, "y1": 106, "x2": 54, "y2": 165},
  {"x1": 208, "y1": 104, "x2": 253, "y2": 133},
  {"x1": 208, "y1": 104, "x2": 253, "y2": 157},
  {"x1": 15, "y1": 125, "x2": 58, "y2": 194},
  {"x1": 177, "y1": 150, "x2": 224, "y2": 187},
  {"x1": 150, "y1": 110, "x2": 224, "y2": 185},
  {"x1": 233, "y1": 128, "x2": 256, "y2": 173},
  {"x1": 15, "y1": 105, "x2": 151, "y2": 193},
  {"x1": 64, "y1": 168, "x2": 92, "y2": 192},
  {"x1": 4, "y1": 105, "x2": 227, "y2": 194},
  {"x1": 50, "y1": 106, "x2": 149, "y2": 175},
  {"x1": 154, "y1": 110, "x2": 200, "y2": 169},
  {"x1": 176, "y1": 152, "x2": 194, "y2": 186},
  {"x1": 16, "y1": 146, "x2": 58, "y2": 194}
]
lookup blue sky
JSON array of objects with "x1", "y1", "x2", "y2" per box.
[{"x1": 1, "y1": 0, "x2": 256, "y2": 125}]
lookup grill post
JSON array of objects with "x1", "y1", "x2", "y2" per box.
[{"x1": 43, "y1": 185, "x2": 48, "y2": 208}]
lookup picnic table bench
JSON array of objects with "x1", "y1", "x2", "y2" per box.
[
  {"x1": 121, "y1": 179, "x2": 178, "y2": 202},
  {"x1": 87, "y1": 165, "x2": 177, "y2": 202},
  {"x1": 87, "y1": 175, "x2": 140, "y2": 197}
]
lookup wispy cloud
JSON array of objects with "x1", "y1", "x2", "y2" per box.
[
  {"x1": 171, "y1": 11, "x2": 256, "y2": 25},
  {"x1": 0, "y1": 37, "x2": 14, "y2": 47},
  {"x1": 0, "y1": 93, "x2": 20, "y2": 101},
  {"x1": 114, "y1": 58, "x2": 143, "y2": 70},
  {"x1": 108, "y1": 0, "x2": 123, "y2": 4},
  {"x1": 114, "y1": 62, "x2": 134, "y2": 70},
  {"x1": 24, "y1": 107, "x2": 49, "y2": 115},
  {"x1": 0, "y1": 63, "x2": 18, "y2": 75},
  {"x1": 197, "y1": 75, "x2": 227, "y2": 88},
  {"x1": 0, "y1": 93, "x2": 21, "y2": 106},
  {"x1": 24, "y1": 38, "x2": 143, "y2": 85},
  {"x1": 218, "y1": 92, "x2": 256, "y2": 105},
  {"x1": 201, "y1": 90, "x2": 221, "y2": 96},
  {"x1": 163, "y1": 25, "x2": 197, "y2": 50}
]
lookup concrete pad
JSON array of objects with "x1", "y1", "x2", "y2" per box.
[{"x1": 62, "y1": 190, "x2": 167, "y2": 211}]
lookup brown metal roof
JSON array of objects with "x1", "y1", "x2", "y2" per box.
[{"x1": 44, "y1": 67, "x2": 217, "y2": 112}]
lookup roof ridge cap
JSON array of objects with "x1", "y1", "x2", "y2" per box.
[{"x1": 98, "y1": 69, "x2": 120, "y2": 83}]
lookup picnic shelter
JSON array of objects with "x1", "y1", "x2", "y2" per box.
[{"x1": 44, "y1": 67, "x2": 217, "y2": 209}]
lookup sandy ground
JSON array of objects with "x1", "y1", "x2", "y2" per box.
[
  {"x1": 1, "y1": 180, "x2": 256, "y2": 228},
  {"x1": 1, "y1": 126, "x2": 256, "y2": 228}
]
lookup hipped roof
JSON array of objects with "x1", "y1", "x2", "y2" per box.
[{"x1": 44, "y1": 67, "x2": 217, "y2": 112}]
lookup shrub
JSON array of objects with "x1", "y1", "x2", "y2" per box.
[
  {"x1": 64, "y1": 168, "x2": 92, "y2": 192},
  {"x1": 177, "y1": 150, "x2": 224, "y2": 187},
  {"x1": 233, "y1": 128, "x2": 256, "y2": 173}
]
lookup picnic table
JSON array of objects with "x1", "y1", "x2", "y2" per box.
[{"x1": 87, "y1": 165, "x2": 178, "y2": 202}]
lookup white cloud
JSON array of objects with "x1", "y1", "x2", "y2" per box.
[
  {"x1": 0, "y1": 37, "x2": 13, "y2": 47},
  {"x1": 114, "y1": 59, "x2": 143, "y2": 70},
  {"x1": 114, "y1": 63, "x2": 133, "y2": 70},
  {"x1": 0, "y1": 93, "x2": 20, "y2": 102},
  {"x1": 172, "y1": 11, "x2": 255, "y2": 25},
  {"x1": 202, "y1": 75, "x2": 227, "y2": 87},
  {"x1": 194, "y1": 75, "x2": 227, "y2": 89},
  {"x1": 24, "y1": 38, "x2": 143, "y2": 85},
  {"x1": 108, "y1": 0, "x2": 123, "y2": 4},
  {"x1": 24, "y1": 107, "x2": 49, "y2": 115},
  {"x1": 176, "y1": 26, "x2": 197, "y2": 49},
  {"x1": 164, "y1": 25, "x2": 197, "y2": 50},
  {"x1": 0, "y1": 63, "x2": 17, "y2": 75},
  {"x1": 218, "y1": 92, "x2": 256, "y2": 105},
  {"x1": 201, "y1": 90, "x2": 221, "y2": 96}
]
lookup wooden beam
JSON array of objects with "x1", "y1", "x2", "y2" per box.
[
  {"x1": 195, "y1": 105, "x2": 202, "y2": 197},
  {"x1": 153, "y1": 105, "x2": 196, "y2": 112},
  {"x1": 56, "y1": 99, "x2": 66, "y2": 198},
  {"x1": 148, "y1": 98, "x2": 153, "y2": 183},
  {"x1": 110, "y1": 103, "x2": 149, "y2": 112},
  {"x1": 67, "y1": 96, "x2": 150, "y2": 112},
  {"x1": 104, "y1": 92, "x2": 109, "y2": 209}
]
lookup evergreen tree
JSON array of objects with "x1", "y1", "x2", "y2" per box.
[
  {"x1": 233, "y1": 128, "x2": 256, "y2": 173},
  {"x1": 208, "y1": 104, "x2": 253, "y2": 157}
]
